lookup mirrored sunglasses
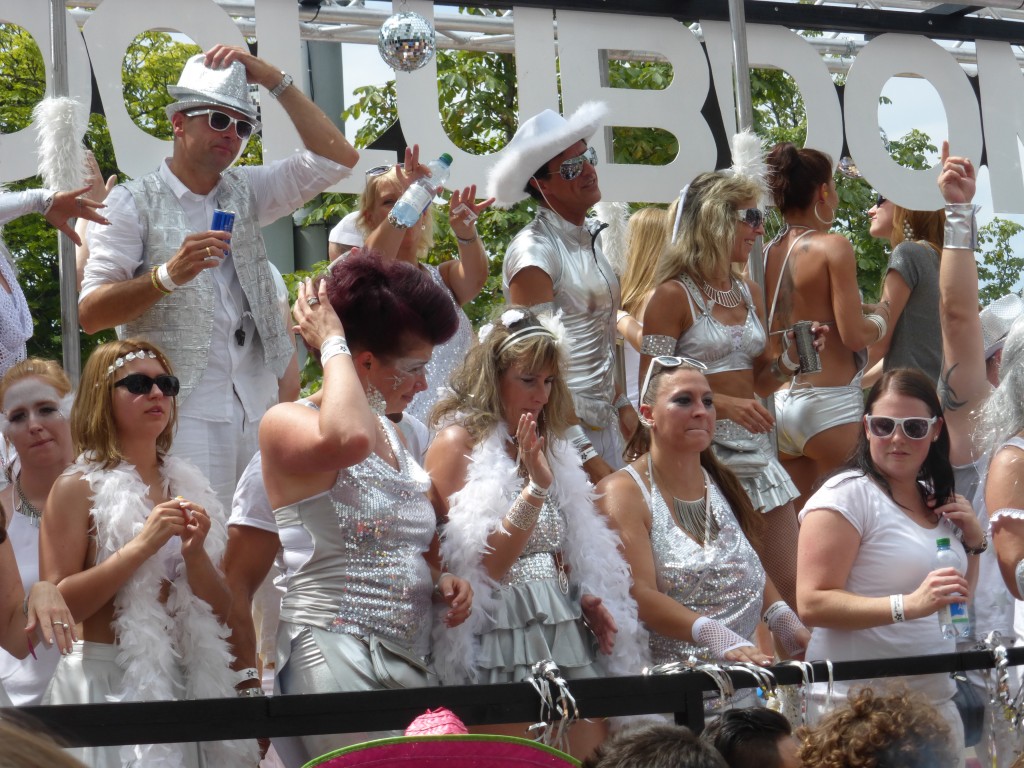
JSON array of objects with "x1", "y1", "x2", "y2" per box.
[
  {"x1": 640, "y1": 355, "x2": 709, "y2": 402},
  {"x1": 735, "y1": 207, "x2": 766, "y2": 229},
  {"x1": 184, "y1": 109, "x2": 257, "y2": 140},
  {"x1": 864, "y1": 414, "x2": 936, "y2": 440},
  {"x1": 558, "y1": 146, "x2": 598, "y2": 181},
  {"x1": 365, "y1": 162, "x2": 404, "y2": 177},
  {"x1": 114, "y1": 373, "x2": 180, "y2": 397}
]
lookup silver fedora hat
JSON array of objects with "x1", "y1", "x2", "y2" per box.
[{"x1": 165, "y1": 54, "x2": 259, "y2": 123}]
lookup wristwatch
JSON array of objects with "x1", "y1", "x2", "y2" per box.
[
  {"x1": 962, "y1": 532, "x2": 989, "y2": 555},
  {"x1": 269, "y1": 72, "x2": 293, "y2": 99}
]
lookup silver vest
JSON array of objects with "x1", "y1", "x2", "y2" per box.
[{"x1": 118, "y1": 169, "x2": 292, "y2": 404}]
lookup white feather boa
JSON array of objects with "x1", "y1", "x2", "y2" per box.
[
  {"x1": 79, "y1": 456, "x2": 258, "y2": 768},
  {"x1": 433, "y1": 428, "x2": 648, "y2": 684}
]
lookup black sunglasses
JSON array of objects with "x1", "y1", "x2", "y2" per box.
[
  {"x1": 114, "y1": 373, "x2": 180, "y2": 397},
  {"x1": 183, "y1": 108, "x2": 257, "y2": 140},
  {"x1": 876, "y1": 194, "x2": 887, "y2": 207}
]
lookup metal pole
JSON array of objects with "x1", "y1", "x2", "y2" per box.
[
  {"x1": 728, "y1": 0, "x2": 778, "y2": 444},
  {"x1": 50, "y1": 0, "x2": 81, "y2": 385}
]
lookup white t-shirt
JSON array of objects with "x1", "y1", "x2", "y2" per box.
[{"x1": 799, "y1": 470, "x2": 959, "y2": 704}]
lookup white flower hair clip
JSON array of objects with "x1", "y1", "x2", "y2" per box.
[
  {"x1": 477, "y1": 322, "x2": 495, "y2": 344},
  {"x1": 536, "y1": 310, "x2": 572, "y2": 361}
]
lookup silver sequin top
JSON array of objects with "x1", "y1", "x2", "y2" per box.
[
  {"x1": 624, "y1": 465, "x2": 765, "y2": 663},
  {"x1": 501, "y1": 492, "x2": 568, "y2": 587},
  {"x1": 275, "y1": 414, "x2": 436, "y2": 656},
  {"x1": 406, "y1": 262, "x2": 474, "y2": 425}
]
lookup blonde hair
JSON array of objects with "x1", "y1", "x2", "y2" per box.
[
  {"x1": 621, "y1": 207, "x2": 668, "y2": 317},
  {"x1": 72, "y1": 339, "x2": 177, "y2": 469},
  {"x1": 0, "y1": 358, "x2": 72, "y2": 407},
  {"x1": 890, "y1": 204, "x2": 944, "y2": 254},
  {"x1": 656, "y1": 172, "x2": 762, "y2": 286},
  {"x1": 358, "y1": 167, "x2": 435, "y2": 260},
  {"x1": 0, "y1": 716, "x2": 88, "y2": 768},
  {"x1": 430, "y1": 307, "x2": 574, "y2": 444}
]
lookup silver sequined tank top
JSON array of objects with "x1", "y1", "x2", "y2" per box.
[
  {"x1": 623, "y1": 464, "x2": 765, "y2": 663},
  {"x1": 275, "y1": 412, "x2": 436, "y2": 655}
]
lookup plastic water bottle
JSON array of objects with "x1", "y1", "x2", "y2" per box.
[
  {"x1": 935, "y1": 538, "x2": 970, "y2": 639},
  {"x1": 388, "y1": 153, "x2": 453, "y2": 228}
]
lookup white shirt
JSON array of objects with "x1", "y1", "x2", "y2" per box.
[
  {"x1": 82, "y1": 151, "x2": 349, "y2": 423},
  {"x1": 800, "y1": 470, "x2": 960, "y2": 704}
]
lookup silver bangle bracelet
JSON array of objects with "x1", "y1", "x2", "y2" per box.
[
  {"x1": 944, "y1": 203, "x2": 978, "y2": 251},
  {"x1": 865, "y1": 312, "x2": 888, "y2": 344}
]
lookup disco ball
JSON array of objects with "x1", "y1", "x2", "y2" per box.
[{"x1": 378, "y1": 11, "x2": 436, "y2": 73}]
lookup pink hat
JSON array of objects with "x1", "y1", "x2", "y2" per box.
[
  {"x1": 305, "y1": 710, "x2": 576, "y2": 767},
  {"x1": 303, "y1": 734, "x2": 580, "y2": 767}
]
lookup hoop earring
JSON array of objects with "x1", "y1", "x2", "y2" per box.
[{"x1": 813, "y1": 200, "x2": 835, "y2": 228}]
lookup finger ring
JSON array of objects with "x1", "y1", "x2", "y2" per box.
[
  {"x1": 306, "y1": 296, "x2": 320, "y2": 307},
  {"x1": 76, "y1": 197, "x2": 83, "y2": 208},
  {"x1": 61, "y1": 622, "x2": 69, "y2": 629},
  {"x1": 205, "y1": 246, "x2": 212, "y2": 258}
]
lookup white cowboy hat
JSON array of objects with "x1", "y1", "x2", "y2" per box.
[
  {"x1": 486, "y1": 101, "x2": 608, "y2": 208},
  {"x1": 165, "y1": 54, "x2": 260, "y2": 124},
  {"x1": 981, "y1": 293, "x2": 1024, "y2": 359}
]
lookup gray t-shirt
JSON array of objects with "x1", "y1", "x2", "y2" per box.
[{"x1": 884, "y1": 240, "x2": 941, "y2": 381}]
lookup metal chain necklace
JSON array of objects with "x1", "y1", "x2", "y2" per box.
[
  {"x1": 14, "y1": 474, "x2": 41, "y2": 528},
  {"x1": 700, "y1": 277, "x2": 742, "y2": 309}
]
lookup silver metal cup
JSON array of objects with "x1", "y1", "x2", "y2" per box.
[{"x1": 792, "y1": 320, "x2": 821, "y2": 374}]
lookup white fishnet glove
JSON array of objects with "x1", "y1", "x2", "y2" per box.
[
  {"x1": 764, "y1": 600, "x2": 808, "y2": 657},
  {"x1": 692, "y1": 616, "x2": 753, "y2": 660}
]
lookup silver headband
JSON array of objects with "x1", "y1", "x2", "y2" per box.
[{"x1": 496, "y1": 326, "x2": 557, "y2": 356}]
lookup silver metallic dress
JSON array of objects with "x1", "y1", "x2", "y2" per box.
[
  {"x1": 478, "y1": 490, "x2": 600, "y2": 683},
  {"x1": 274, "y1": 413, "x2": 436, "y2": 758}
]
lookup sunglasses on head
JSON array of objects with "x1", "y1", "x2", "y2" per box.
[
  {"x1": 640, "y1": 355, "x2": 709, "y2": 402},
  {"x1": 183, "y1": 109, "x2": 257, "y2": 140},
  {"x1": 365, "y1": 162, "x2": 405, "y2": 177},
  {"x1": 735, "y1": 207, "x2": 766, "y2": 229},
  {"x1": 876, "y1": 194, "x2": 887, "y2": 207},
  {"x1": 114, "y1": 373, "x2": 180, "y2": 397},
  {"x1": 864, "y1": 414, "x2": 937, "y2": 440},
  {"x1": 556, "y1": 146, "x2": 598, "y2": 181}
]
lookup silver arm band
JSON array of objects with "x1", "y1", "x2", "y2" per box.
[
  {"x1": 944, "y1": 203, "x2": 979, "y2": 251},
  {"x1": 1015, "y1": 559, "x2": 1024, "y2": 599},
  {"x1": 640, "y1": 334, "x2": 677, "y2": 357}
]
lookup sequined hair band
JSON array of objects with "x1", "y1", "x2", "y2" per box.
[{"x1": 107, "y1": 350, "x2": 157, "y2": 377}]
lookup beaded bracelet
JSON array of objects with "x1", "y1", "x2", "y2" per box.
[
  {"x1": 507, "y1": 493, "x2": 541, "y2": 531},
  {"x1": 150, "y1": 266, "x2": 172, "y2": 295}
]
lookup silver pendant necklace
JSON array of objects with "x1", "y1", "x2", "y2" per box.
[{"x1": 700, "y1": 277, "x2": 742, "y2": 309}]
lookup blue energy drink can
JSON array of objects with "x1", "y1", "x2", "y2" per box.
[{"x1": 211, "y1": 209, "x2": 236, "y2": 233}]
